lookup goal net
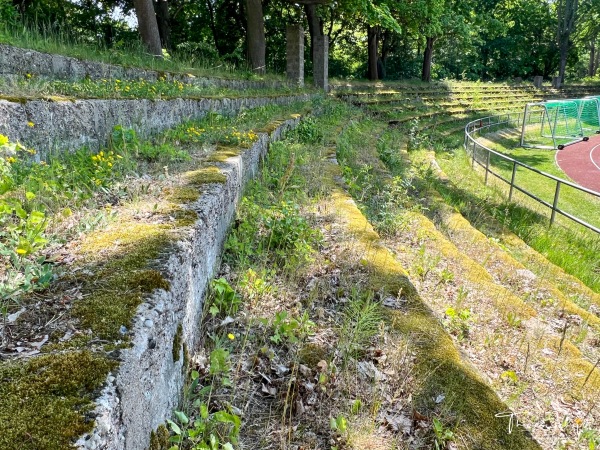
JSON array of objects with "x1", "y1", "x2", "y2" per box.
[{"x1": 520, "y1": 100, "x2": 586, "y2": 149}]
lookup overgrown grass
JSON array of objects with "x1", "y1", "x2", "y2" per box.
[
  {"x1": 475, "y1": 130, "x2": 600, "y2": 228},
  {"x1": 0, "y1": 76, "x2": 306, "y2": 101},
  {"x1": 0, "y1": 20, "x2": 283, "y2": 80},
  {"x1": 434, "y1": 148, "x2": 600, "y2": 293},
  {"x1": 0, "y1": 101, "x2": 310, "y2": 336},
  {"x1": 0, "y1": 98, "x2": 314, "y2": 448},
  {"x1": 336, "y1": 90, "x2": 600, "y2": 448}
]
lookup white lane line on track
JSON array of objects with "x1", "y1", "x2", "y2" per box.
[{"x1": 590, "y1": 144, "x2": 600, "y2": 171}]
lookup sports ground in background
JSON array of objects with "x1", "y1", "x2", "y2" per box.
[{"x1": 556, "y1": 135, "x2": 600, "y2": 193}]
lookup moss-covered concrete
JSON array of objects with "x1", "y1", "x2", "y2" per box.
[
  {"x1": 73, "y1": 223, "x2": 172, "y2": 340},
  {"x1": 326, "y1": 155, "x2": 541, "y2": 448},
  {"x1": 207, "y1": 145, "x2": 241, "y2": 162},
  {"x1": 332, "y1": 186, "x2": 541, "y2": 448},
  {"x1": 172, "y1": 323, "x2": 183, "y2": 362},
  {"x1": 167, "y1": 186, "x2": 201, "y2": 203},
  {"x1": 172, "y1": 208, "x2": 199, "y2": 227},
  {"x1": 184, "y1": 166, "x2": 227, "y2": 185},
  {"x1": 0, "y1": 110, "x2": 307, "y2": 450},
  {"x1": 0, "y1": 352, "x2": 116, "y2": 450}
]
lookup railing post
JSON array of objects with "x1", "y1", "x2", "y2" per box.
[
  {"x1": 509, "y1": 161, "x2": 517, "y2": 201},
  {"x1": 485, "y1": 150, "x2": 491, "y2": 184},
  {"x1": 471, "y1": 141, "x2": 476, "y2": 167},
  {"x1": 550, "y1": 181, "x2": 562, "y2": 226}
]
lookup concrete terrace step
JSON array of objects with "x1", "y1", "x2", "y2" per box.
[
  {"x1": 0, "y1": 109, "x2": 310, "y2": 450},
  {"x1": 0, "y1": 93, "x2": 313, "y2": 157},
  {"x1": 0, "y1": 44, "x2": 291, "y2": 91}
]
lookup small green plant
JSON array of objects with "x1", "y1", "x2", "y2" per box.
[
  {"x1": 224, "y1": 198, "x2": 321, "y2": 269},
  {"x1": 239, "y1": 268, "x2": 273, "y2": 303},
  {"x1": 209, "y1": 278, "x2": 242, "y2": 317},
  {"x1": 408, "y1": 117, "x2": 426, "y2": 151},
  {"x1": 506, "y1": 311, "x2": 522, "y2": 328},
  {"x1": 293, "y1": 117, "x2": 323, "y2": 144},
  {"x1": 339, "y1": 289, "x2": 384, "y2": 359},
  {"x1": 432, "y1": 417, "x2": 455, "y2": 450},
  {"x1": 350, "y1": 399, "x2": 362, "y2": 415},
  {"x1": 579, "y1": 428, "x2": 600, "y2": 450},
  {"x1": 443, "y1": 306, "x2": 472, "y2": 340},
  {"x1": 412, "y1": 245, "x2": 441, "y2": 281},
  {"x1": 439, "y1": 268, "x2": 454, "y2": 284},
  {"x1": 267, "y1": 310, "x2": 315, "y2": 345},
  {"x1": 209, "y1": 345, "x2": 231, "y2": 386},
  {"x1": 167, "y1": 405, "x2": 240, "y2": 450},
  {"x1": 330, "y1": 414, "x2": 348, "y2": 435}
]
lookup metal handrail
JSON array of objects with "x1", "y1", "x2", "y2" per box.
[{"x1": 463, "y1": 112, "x2": 600, "y2": 234}]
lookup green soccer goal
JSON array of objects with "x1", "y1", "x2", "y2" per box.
[
  {"x1": 580, "y1": 96, "x2": 600, "y2": 133},
  {"x1": 520, "y1": 100, "x2": 587, "y2": 149}
]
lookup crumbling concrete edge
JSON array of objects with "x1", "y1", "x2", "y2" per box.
[
  {"x1": 0, "y1": 94, "x2": 311, "y2": 159},
  {"x1": 0, "y1": 43, "x2": 290, "y2": 90},
  {"x1": 75, "y1": 116, "x2": 301, "y2": 450}
]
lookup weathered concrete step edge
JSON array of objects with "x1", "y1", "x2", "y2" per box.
[
  {"x1": 0, "y1": 44, "x2": 290, "y2": 90},
  {"x1": 0, "y1": 94, "x2": 312, "y2": 158},
  {"x1": 75, "y1": 117, "x2": 301, "y2": 450}
]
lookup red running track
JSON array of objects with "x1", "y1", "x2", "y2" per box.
[{"x1": 555, "y1": 135, "x2": 600, "y2": 193}]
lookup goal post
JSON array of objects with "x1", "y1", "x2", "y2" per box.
[{"x1": 520, "y1": 100, "x2": 585, "y2": 150}]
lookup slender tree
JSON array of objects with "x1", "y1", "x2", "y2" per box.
[
  {"x1": 246, "y1": 0, "x2": 266, "y2": 73},
  {"x1": 367, "y1": 24, "x2": 380, "y2": 79},
  {"x1": 557, "y1": 0, "x2": 579, "y2": 82},
  {"x1": 154, "y1": 0, "x2": 171, "y2": 50},
  {"x1": 133, "y1": 0, "x2": 163, "y2": 56}
]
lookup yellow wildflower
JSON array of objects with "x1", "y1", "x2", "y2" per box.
[
  {"x1": 227, "y1": 333, "x2": 235, "y2": 340},
  {"x1": 27, "y1": 121, "x2": 34, "y2": 128},
  {"x1": 0, "y1": 134, "x2": 8, "y2": 146}
]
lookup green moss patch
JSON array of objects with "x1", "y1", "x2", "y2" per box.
[
  {"x1": 167, "y1": 186, "x2": 201, "y2": 203},
  {"x1": 172, "y1": 208, "x2": 199, "y2": 227},
  {"x1": 172, "y1": 323, "x2": 183, "y2": 362},
  {"x1": 72, "y1": 223, "x2": 171, "y2": 339},
  {"x1": 258, "y1": 120, "x2": 284, "y2": 134},
  {"x1": 0, "y1": 351, "x2": 116, "y2": 450},
  {"x1": 149, "y1": 424, "x2": 171, "y2": 450},
  {"x1": 184, "y1": 166, "x2": 227, "y2": 185},
  {"x1": 207, "y1": 145, "x2": 242, "y2": 162},
  {"x1": 328, "y1": 182, "x2": 540, "y2": 449}
]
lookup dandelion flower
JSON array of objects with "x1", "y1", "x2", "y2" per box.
[{"x1": 227, "y1": 333, "x2": 235, "y2": 340}]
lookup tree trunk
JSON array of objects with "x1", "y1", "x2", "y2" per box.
[
  {"x1": 154, "y1": 0, "x2": 171, "y2": 50},
  {"x1": 558, "y1": 37, "x2": 569, "y2": 83},
  {"x1": 594, "y1": 40, "x2": 600, "y2": 76},
  {"x1": 304, "y1": 4, "x2": 323, "y2": 67},
  {"x1": 557, "y1": 0, "x2": 578, "y2": 83},
  {"x1": 245, "y1": 0, "x2": 266, "y2": 74},
  {"x1": 367, "y1": 25, "x2": 379, "y2": 81},
  {"x1": 589, "y1": 40, "x2": 596, "y2": 77},
  {"x1": 133, "y1": 0, "x2": 163, "y2": 57},
  {"x1": 205, "y1": 0, "x2": 220, "y2": 54},
  {"x1": 421, "y1": 36, "x2": 435, "y2": 82},
  {"x1": 381, "y1": 30, "x2": 391, "y2": 79}
]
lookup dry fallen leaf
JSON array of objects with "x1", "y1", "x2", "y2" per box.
[
  {"x1": 317, "y1": 360, "x2": 328, "y2": 372},
  {"x1": 261, "y1": 383, "x2": 277, "y2": 396}
]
